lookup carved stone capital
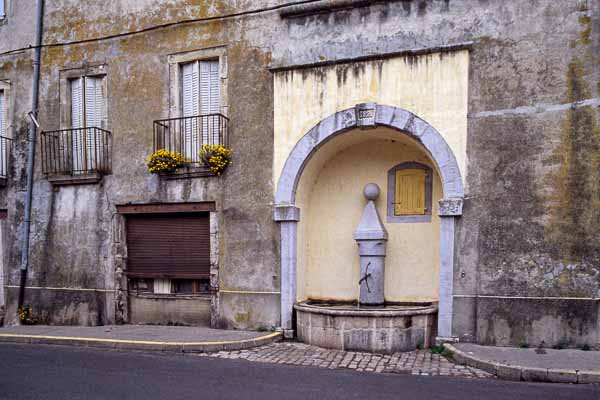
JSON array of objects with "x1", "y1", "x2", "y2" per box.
[
  {"x1": 273, "y1": 205, "x2": 301, "y2": 222},
  {"x1": 438, "y1": 198, "x2": 464, "y2": 216}
]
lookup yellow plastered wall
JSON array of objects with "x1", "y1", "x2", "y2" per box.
[
  {"x1": 274, "y1": 51, "x2": 468, "y2": 302},
  {"x1": 273, "y1": 50, "x2": 469, "y2": 188},
  {"x1": 296, "y1": 129, "x2": 441, "y2": 302}
]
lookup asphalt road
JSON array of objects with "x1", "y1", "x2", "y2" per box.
[{"x1": 1, "y1": 344, "x2": 599, "y2": 400}]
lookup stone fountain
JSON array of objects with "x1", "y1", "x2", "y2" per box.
[
  {"x1": 294, "y1": 183, "x2": 438, "y2": 353},
  {"x1": 355, "y1": 183, "x2": 388, "y2": 306}
]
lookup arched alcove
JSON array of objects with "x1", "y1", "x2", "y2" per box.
[
  {"x1": 274, "y1": 104, "x2": 464, "y2": 340},
  {"x1": 294, "y1": 127, "x2": 442, "y2": 303}
]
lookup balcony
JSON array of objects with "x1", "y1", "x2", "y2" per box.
[
  {"x1": 153, "y1": 113, "x2": 229, "y2": 178},
  {"x1": 40, "y1": 127, "x2": 112, "y2": 185},
  {"x1": 0, "y1": 135, "x2": 13, "y2": 187}
]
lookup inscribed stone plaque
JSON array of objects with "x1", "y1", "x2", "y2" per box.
[{"x1": 355, "y1": 103, "x2": 377, "y2": 128}]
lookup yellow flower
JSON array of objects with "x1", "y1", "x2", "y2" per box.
[
  {"x1": 199, "y1": 144, "x2": 232, "y2": 175},
  {"x1": 146, "y1": 148, "x2": 186, "y2": 173}
]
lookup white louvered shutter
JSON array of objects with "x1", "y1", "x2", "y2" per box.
[
  {"x1": 200, "y1": 60, "x2": 220, "y2": 144},
  {"x1": 182, "y1": 62, "x2": 200, "y2": 159},
  {"x1": 0, "y1": 91, "x2": 5, "y2": 137},
  {"x1": 84, "y1": 76, "x2": 104, "y2": 170},
  {"x1": 71, "y1": 77, "x2": 84, "y2": 172},
  {"x1": 85, "y1": 76, "x2": 104, "y2": 128},
  {"x1": 71, "y1": 78, "x2": 83, "y2": 129},
  {"x1": 0, "y1": 91, "x2": 6, "y2": 176}
]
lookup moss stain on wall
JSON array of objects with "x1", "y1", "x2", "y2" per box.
[{"x1": 544, "y1": 12, "x2": 600, "y2": 265}]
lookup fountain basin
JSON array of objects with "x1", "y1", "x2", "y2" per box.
[{"x1": 295, "y1": 300, "x2": 437, "y2": 354}]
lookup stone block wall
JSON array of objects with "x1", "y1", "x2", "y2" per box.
[
  {"x1": 296, "y1": 303, "x2": 437, "y2": 354},
  {"x1": 129, "y1": 295, "x2": 211, "y2": 326}
]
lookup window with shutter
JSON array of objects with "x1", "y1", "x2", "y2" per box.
[
  {"x1": 394, "y1": 169, "x2": 427, "y2": 215},
  {"x1": 71, "y1": 78, "x2": 84, "y2": 172},
  {"x1": 71, "y1": 78, "x2": 83, "y2": 129},
  {"x1": 181, "y1": 59, "x2": 220, "y2": 157},
  {"x1": 182, "y1": 62, "x2": 200, "y2": 159},
  {"x1": 70, "y1": 76, "x2": 106, "y2": 172},
  {"x1": 84, "y1": 76, "x2": 104, "y2": 170},
  {"x1": 0, "y1": 91, "x2": 4, "y2": 137},
  {"x1": 199, "y1": 60, "x2": 220, "y2": 144},
  {"x1": 387, "y1": 162, "x2": 433, "y2": 222},
  {"x1": 125, "y1": 213, "x2": 211, "y2": 279}
]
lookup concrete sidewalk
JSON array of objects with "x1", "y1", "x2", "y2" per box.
[
  {"x1": 0, "y1": 325, "x2": 281, "y2": 353},
  {"x1": 445, "y1": 342, "x2": 600, "y2": 384}
]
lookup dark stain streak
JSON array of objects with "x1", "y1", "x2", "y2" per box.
[
  {"x1": 182, "y1": 177, "x2": 192, "y2": 201},
  {"x1": 336, "y1": 64, "x2": 350, "y2": 87},
  {"x1": 544, "y1": 58, "x2": 600, "y2": 263},
  {"x1": 402, "y1": 53, "x2": 421, "y2": 68},
  {"x1": 402, "y1": 0, "x2": 411, "y2": 15},
  {"x1": 378, "y1": 5, "x2": 390, "y2": 22},
  {"x1": 358, "y1": 5, "x2": 371, "y2": 19},
  {"x1": 333, "y1": 9, "x2": 352, "y2": 25},
  {"x1": 38, "y1": 189, "x2": 57, "y2": 287},
  {"x1": 417, "y1": 0, "x2": 427, "y2": 16},
  {"x1": 351, "y1": 63, "x2": 366, "y2": 79},
  {"x1": 300, "y1": 67, "x2": 327, "y2": 82},
  {"x1": 442, "y1": 0, "x2": 450, "y2": 12}
]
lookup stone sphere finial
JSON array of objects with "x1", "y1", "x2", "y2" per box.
[{"x1": 363, "y1": 183, "x2": 380, "y2": 201}]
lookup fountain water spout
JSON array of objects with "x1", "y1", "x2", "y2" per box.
[
  {"x1": 354, "y1": 183, "x2": 388, "y2": 306},
  {"x1": 358, "y1": 262, "x2": 372, "y2": 292}
]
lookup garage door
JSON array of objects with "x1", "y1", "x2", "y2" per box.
[{"x1": 125, "y1": 213, "x2": 210, "y2": 279}]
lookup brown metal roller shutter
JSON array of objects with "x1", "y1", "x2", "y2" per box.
[{"x1": 126, "y1": 213, "x2": 210, "y2": 279}]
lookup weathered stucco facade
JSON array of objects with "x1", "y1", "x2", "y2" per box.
[{"x1": 0, "y1": 0, "x2": 599, "y2": 348}]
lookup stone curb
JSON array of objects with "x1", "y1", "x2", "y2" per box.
[
  {"x1": 0, "y1": 331, "x2": 282, "y2": 353},
  {"x1": 443, "y1": 343, "x2": 600, "y2": 384}
]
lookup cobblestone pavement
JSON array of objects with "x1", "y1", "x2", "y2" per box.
[{"x1": 197, "y1": 342, "x2": 494, "y2": 379}]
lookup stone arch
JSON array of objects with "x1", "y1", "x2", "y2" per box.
[
  {"x1": 276, "y1": 103, "x2": 464, "y2": 205},
  {"x1": 274, "y1": 103, "x2": 464, "y2": 341}
]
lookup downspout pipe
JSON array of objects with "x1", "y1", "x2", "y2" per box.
[{"x1": 18, "y1": 0, "x2": 45, "y2": 312}]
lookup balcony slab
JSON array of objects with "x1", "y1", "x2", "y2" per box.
[{"x1": 47, "y1": 172, "x2": 103, "y2": 186}]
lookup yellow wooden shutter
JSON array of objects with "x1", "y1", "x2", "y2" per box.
[{"x1": 394, "y1": 169, "x2": 427, "y2": 215}]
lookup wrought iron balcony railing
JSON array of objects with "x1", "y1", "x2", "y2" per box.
[
  {"x1": 153, "y1": 113, "x2": 229, "y2": 167},
  {"x1": 41, "y1": 127, "x2": 112, "y2": 176},
  {"x1": 0, "y1": 135, "x2": 13, "y2": 180}
]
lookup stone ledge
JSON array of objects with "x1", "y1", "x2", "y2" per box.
[
  {"x1": 280, "y1": 0, "x2": 378, "y2": 18},
  {"x1": 444, "y1": 343, "x2": 598, "y2": 384},
  {"x1": 159, "y1": 166, "x2": 216, "y2": 180},
  {"x1": 47, "y1": 172, "x2": 103, "y2": 186},
  {"x1": 269, "y1": 43, "x2": 474, "y2": 72},
  {"x1": 0, "y1": 331, "x2": 282, "y2": 354},
  {"x1": 129, "y1": 292, "x2": 211, "y2": 300},
  {"x1": 295, "y1": 301, "x2": 437, "y2": 317},
  {"x1": 496, "y1": 364, "x2": 522, "y2": 381},
  {"x1": 578, "y1": 370, "x2": 600, "y2": 384},
  {"x1": 548, "y1": 369, "x2": 578, "y2": 384}
]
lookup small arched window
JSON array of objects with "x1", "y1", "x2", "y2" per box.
[{"x1": 387, "y1": 162, "x2": 432, "y2": 223}]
